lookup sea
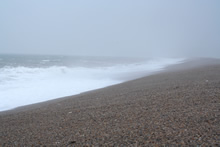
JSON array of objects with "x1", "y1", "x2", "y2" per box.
[{"x1": 0, "y1": 54, "x2": 184, "y2": 111}]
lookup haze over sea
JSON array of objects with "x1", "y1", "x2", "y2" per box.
[{"x1": 0, "y1": 54, "x2": 184, "y2": 111}]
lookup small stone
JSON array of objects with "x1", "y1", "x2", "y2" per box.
[{"x1": 68, "y1": 141, "x2": 76, "y2": 144}]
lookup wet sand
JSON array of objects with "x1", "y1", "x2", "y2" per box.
[{"x1": 0, "y1": 58, "x2": 220, "y2": 146}]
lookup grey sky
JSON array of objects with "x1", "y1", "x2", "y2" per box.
[{"x1": 0, "y1": 0, "x2": 220, "y2": 58}]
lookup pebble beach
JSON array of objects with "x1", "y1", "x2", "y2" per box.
[{"x1": 0, "y1": 58, "x2": 220, "y2": 146}]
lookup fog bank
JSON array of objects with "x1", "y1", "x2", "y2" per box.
[{"x1": 0, "y1": 0, "x2": 219, "y2": 58}]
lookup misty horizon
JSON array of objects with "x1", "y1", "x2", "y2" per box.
[{"x1": 1, "y1": 0, "x2": 220, "y2": 58}]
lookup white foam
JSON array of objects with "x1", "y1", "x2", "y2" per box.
[{"x1": 0, "y1": 58, "x2": 184, "y2": 111}]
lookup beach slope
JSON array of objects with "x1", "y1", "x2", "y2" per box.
[{"x1": 0, "y1": 58, "x2": 220, "y2": 146}]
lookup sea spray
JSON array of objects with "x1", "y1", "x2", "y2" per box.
[{"x1": 0, "y1": 55, "x2": 184, "y2": 111}]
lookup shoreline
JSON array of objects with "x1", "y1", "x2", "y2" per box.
[
  {"x1": 0, "y1": 57, "x2": 184, "y2": 113},
  {"x1": 1, "y1": 58, "x2": 220, "y2": 146},
  {"x1": 0, "y1": 57, "x2": 185, "y2": 113},
  {"x1": 1, "y1": 57, "x2": 218, "y2": 114}
]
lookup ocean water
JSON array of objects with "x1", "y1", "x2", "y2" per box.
[{"x1": 0, "y1": 54, "x2": 184, "y2": 111}]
